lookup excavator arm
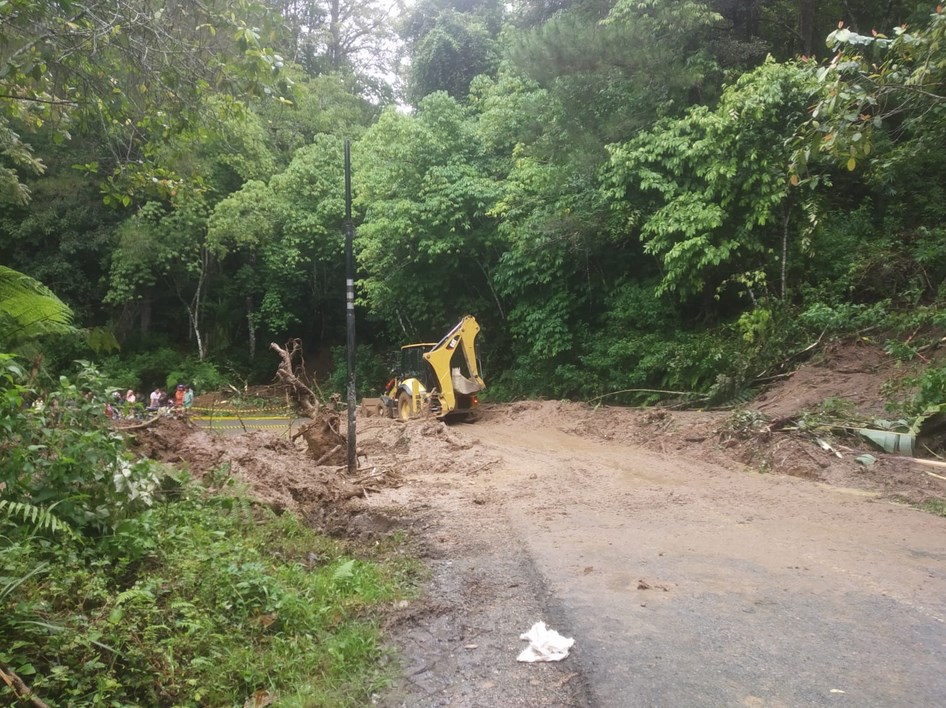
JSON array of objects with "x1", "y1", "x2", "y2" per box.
[{"x1": 423, "y1": 315, "x2": 485, "y2": 416}]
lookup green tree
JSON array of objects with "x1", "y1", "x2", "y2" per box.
[
  {"x1": 793, "y1": 7, "x2": 946, "y2": 176},
  {"x1": 208, "y1": 134, "x2": 350, "y2": 356},
  {"x1": 107, "y1": 199, "x2": 212, "y2": 359},
  {"x1": 355, "y1": 93, "x2": 504, "y2": 340},
  {"x1": 607, "y1": 59, "x2": 818, "y2": 303},
  {"x1": 401, "y1": 0, "x2": 503, "y2": 103},
  {"x1": 0, "y1": 0, "x2": 285, "y2": 203}
]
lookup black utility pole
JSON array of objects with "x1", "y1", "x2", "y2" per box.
[{"x1": 344, "y1": 139, "x2": 357, "y2": 474}]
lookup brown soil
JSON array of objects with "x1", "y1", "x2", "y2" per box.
[
  {"x1": 123, "y1": 340, "x2": 946, "y2": 706},
  {"x1": 129, "y1": 340, "x2": 945, "y2": 544},
  {"x1": 128, "y1": 417, "x2": 364, "y2": 533},
  {"x1": 159, "y1": 342, "x2": 943, "y2": 508}
]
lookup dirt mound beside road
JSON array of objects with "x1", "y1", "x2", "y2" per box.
[
  {"x1": 563, "y1": 340, "x2": 946, "y2": 505},
  {"x1": 126, "y1": 337, "x2": 946, "y2": 537},
  {"x1": 129, "y1": 417, "x2": 363, "y2": 523}
]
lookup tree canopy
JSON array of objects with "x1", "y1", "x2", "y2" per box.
[{"x1": 3, "y1": 0, "x2": 946, "y2": 404}]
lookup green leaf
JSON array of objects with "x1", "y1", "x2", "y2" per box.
[{"x1": 332, "y1": 559, "x2": 356, "y2": 581}]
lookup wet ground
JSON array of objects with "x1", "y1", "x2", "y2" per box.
[{"x1": 370, "y1": 402, "x2": 946, "y2": 707}]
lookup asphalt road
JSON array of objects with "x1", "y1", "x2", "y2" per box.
[
  {"x1": 374, "y1": 406, "x2": 946, "y2": 707},
  {"x1": 488, "y1": 421, "x2": 946, "y2": 707}
]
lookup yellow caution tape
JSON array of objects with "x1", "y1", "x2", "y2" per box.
[
  {"x1": 191, "y1": 415, "x2": 294, "y2": 422},
  {"x1": 190, "y1": 406, "x2": 292, "y2": 415}
]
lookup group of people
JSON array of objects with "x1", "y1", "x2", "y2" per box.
[
  {"x1": 146, "y1": 383, "x2": 194, "y2": 412},
  {"x1": 105, "y1": 383, "x2": 195, "y2": 420}
]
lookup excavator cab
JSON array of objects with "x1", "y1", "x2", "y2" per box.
[{"x1": 382, "y1": 316, "x2": 485, "y2": 421}]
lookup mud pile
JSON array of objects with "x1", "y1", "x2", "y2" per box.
[
  {"x1": 357, "y1": 417, "x2": 483, "y2": 475},
  {"x1": 129, "y1": 417, "x2": 361, "y2": 516},
  {"x1": 559, "y1": 341, "x2": 945, "y2": 505},
  {"x1": 127, "y1": 339, "x2": 945, "y2": 525},
  {"x1": 125, "y1": 414, "x2": 489, "y2": 534}
]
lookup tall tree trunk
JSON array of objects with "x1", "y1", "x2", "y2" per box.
[
  {"x1": 246, "y1": 294, "x2": 257, "y2": 360},
  {"x1": 329, "y1": 0, "x2": 341, "y2": 70},
  {"x1": 799, "y1": 0, "x2": 817, "y2": 56},
  {"x1": 781, "y1": 207, "x2": 791, "y2": 300},
  {"x1": 140, "y1": 293, "x2": 152, "y2": 336},
  {"x1": 187, "y1": 305, "x2": 205, "y2": 361},
  {"x1": 175, "y1": 246, "x2": 209, "y2": 361},
  {"x1": 192, "y1": 248, "x2": 208, "y2": 360}
]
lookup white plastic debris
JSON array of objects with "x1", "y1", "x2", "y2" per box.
[{"x1": 517, "y1": 621, "x2": 574, "y2": 662}]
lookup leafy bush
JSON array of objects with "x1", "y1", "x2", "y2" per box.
[
  {"x1": 98, "y1": 348, "x2": 227, "y2": 395},
  {"x1": 0, "y1": 355, "x2": 159, "y2": 535},
  {"x1": 900, "y1": 365, "x2": 946, "y2": 418},
  {"x1": 97, "y1": 347, "x2": 183, "y2": 391},
  {"x1": 164, "y1": 359, "x2": 225, "y2": 393},
  {"x1": 798, "y1": 301, "x2": 890, "y2": 335}
]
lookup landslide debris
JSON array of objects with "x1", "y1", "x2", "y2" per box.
[{"x1": 128, "y1": 417, "x2": 366, "y2": 529}]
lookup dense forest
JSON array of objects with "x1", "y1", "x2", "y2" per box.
[{"x1": 3, "y1": 0, "x2": 945, "y2": 403}]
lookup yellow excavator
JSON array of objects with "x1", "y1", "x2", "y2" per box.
[{"x1": 380, "y1": 315, "x2": 485, "y2": 421}]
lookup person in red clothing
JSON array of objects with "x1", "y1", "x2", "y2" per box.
[{"x1": 174, "y1": 383, "x2": 185, "y2": 407}]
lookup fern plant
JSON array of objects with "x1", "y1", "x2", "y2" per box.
[
  {"x1": 0, "y1": 500, "x2": 77, "y2": 540},
  {"x1": 0, "y1": 266, "x2": 75, "y2": 353}
]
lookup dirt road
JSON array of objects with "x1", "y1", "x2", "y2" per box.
[{"x1": 372, "y1": 402, "x2": 946, "y2": 707}]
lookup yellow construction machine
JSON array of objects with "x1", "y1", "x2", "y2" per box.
[{"x1": 380, "y1": 315, "x2": 485, "y2": 421}]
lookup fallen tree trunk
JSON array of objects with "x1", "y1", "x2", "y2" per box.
[
  {"x1": 270, "y1": 339, "x2": 320, "y2": 418},
  {"x1": 0, "y1": 663, "x2": 49, "y2": 708},
  {"x1": 271, "y1": 339, "x2": 346, "y2": 465}
]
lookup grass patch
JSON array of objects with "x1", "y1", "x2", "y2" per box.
[
  {"x1": 1, "y1": 482, "x2": 421, "y2": 706},
  {"x1": 920, "y1": 498, "x2": 946, "y2": 517}
]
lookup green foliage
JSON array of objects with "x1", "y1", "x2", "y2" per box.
[
  {"x1": 0, "y1": 355, "x2": 159, "y2": 534},
  {"x1": 510, "y1": 0, "x2": 725, "y2": 143},
  {"x1": 407, "y1": 8, "x2": 500, "y2": 103},
  {"x1": 0, "y1": 266, "x2": 75, "y2": 353},
  {"x1": 207, "y1": 134, "x2": 350, "y2": 348},
  {"x1": 0, "y1": 500, "x2": 76, "y2": 540},
  {"x1": 326, "y1": 346, "x2": 392, "y2": 399},
  {"x1": 920, "y1": 498, "x2": 946, "y2": 518},
  {"x1": 98, "y1": 348, "x2": 184, "y2": 392},
  {"x1": 0, "y1": 485, "x2": 418, "y2": 705},
  {"x1": 793, "y1": 7, "x2": 946, "y2": 177},
  {"x1": 165, "y1": 360, "x2": 225, "y2": 394},
  {"x1": 607, "y1": 59, "x2": 818, "y2": 300},
  {"x1": 4, "y1": 0, "x2": 946, "y2": 416},
  {"x1": 0, "y1": 0, "x2": 286, "y2": 203},
  {"x1": 798, "y1": 301, "x2": 889, "y2": 333},
  {"x1": 355, "y1": 93, "x2": 503, "y2": 339},
  {"x1": 901, "y1": 365, "x2": 946, "y2": 419},
  {"x1": 98, "y1": 348, "x2": 226, "y2": 395}
]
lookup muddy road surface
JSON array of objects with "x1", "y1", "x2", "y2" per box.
[{"x1": 370, "y1": 402, "x2": 946, "y2": 707}]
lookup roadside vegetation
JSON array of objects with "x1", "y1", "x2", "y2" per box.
[{"x1": 0, "y1": 359, "x2": 419, "y2": 705}]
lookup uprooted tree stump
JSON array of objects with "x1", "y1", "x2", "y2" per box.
[
  {"x1": 296, "y1": 415, "x2": 346, "y2": 465},
  {"x1": 271, "y1": 339, "x2": 346, "y2": 465}
]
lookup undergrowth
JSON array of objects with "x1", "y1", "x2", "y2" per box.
[
  {"x1": 1, "y1": 483, "x2": 420, "y2": 706},
  {"x1": 920, "y1": 498, "x2": 946, "y2": 518},
  {"x1": 0, "y1": 356, "x2": 421, "y2": 706}
]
